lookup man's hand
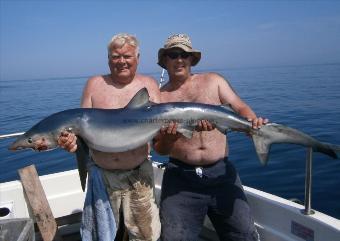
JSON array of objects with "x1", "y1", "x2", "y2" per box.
[
  {"x1": 161, "y1": 119, "x2": 215, "y2": 135},
  {"x1": 58, "y1": 131, "x2": 78, "y2": 153},
  {"x1": 248, "y1": 117, "x2": 269, "y2": 129},
  {"x1": 160, "y1": 121, "x2": 179, "y2": 135},
  {"x1": 196, "y1": 120, "x2": 215, "y2": 132},
  {"x1": 153, "y1": 121, "x2": 181, "y2": 155},
  {"x1": 159, "y1": 121, "x2": 182, "y2": 141}
]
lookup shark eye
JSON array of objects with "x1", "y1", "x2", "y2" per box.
[{"x1": 27, "y1": 138, "x2": 33, "y2": 143}]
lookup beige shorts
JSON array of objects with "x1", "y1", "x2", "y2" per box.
[{"x1": 101, "y1": 159, "x2": 161, "y2": 241}]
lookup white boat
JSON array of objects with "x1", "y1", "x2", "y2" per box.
[{"x1": 1, "y1": 153, "x2": 340, "y2": 241}]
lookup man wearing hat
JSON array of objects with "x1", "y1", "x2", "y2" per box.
[
  {"x1": 58, "y1": 33, "x2": 161, "y2": 241},
  {"x1": 153, "y1": 34, "x2": 266, "y2": 241}
]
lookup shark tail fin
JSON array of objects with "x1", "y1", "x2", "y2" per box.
[
  {"x1": 252, "y1": 134, "x2": 272, "y2": 165},
  {"x1": 333, "y1": 145, "x2": 340, "y2": 159},
  {"x1": 316, "y1": 142, "x2": 340, "y2": 160}
]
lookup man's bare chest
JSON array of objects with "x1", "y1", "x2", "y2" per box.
[
  {"x1": 163, "y1": 89, "x2": 219, "y2": 104},
  {"x1": 91, "y1": 89, "x2": 137, "y2": 109}
]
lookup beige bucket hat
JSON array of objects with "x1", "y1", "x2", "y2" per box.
[{"x1": 158, "y1": 34, "x2": 201, "y2": 69}]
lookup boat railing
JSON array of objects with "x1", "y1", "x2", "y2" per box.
[
  {"x1": 0, "y1": 132, "x2": 25, "y2": 139},
  {"x1": 303, "y1": 147, "x2": 314, "y2": 215},
  {"x1": 0, "y1": 131, "x2": 315, "y2": 215}
]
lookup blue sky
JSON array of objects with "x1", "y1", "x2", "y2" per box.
[{"x1": 1, "y1": 0, "x2": 340, "y2": 81}]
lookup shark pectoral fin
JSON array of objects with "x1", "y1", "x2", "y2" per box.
[
  {"x1": 216, "y1": 126, "x2": 232, "y2": 134},
  {"x1": 252, "y1": 134, "x2": 271, "y2": 165},
  {"x1": 75, "y1": 137, "x2": 90, "y2": 192},
  {"x1": 177, "y1": 128, "x2": 194, "y2": 139}
]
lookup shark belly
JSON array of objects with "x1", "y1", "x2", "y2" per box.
[{"x1": 79, "y1": 121, "x2": 160, "y2": 153}]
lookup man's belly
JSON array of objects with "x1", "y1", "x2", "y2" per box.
[
  {"x1": 170, "y1": 131, "x2": 228, "y2": 165},
  {"x1": 91, "y1": 144, "x2": 149, "y2": 170}
]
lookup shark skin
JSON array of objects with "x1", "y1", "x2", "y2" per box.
[{"x1": 9, "y1": 88, "x2": 340, "y2": 189}]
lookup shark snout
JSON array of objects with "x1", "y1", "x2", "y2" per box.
[
  {"x1": 8, "y1": 141, "x2": 21, "y2": 151},
  {"x1": 8, "y1": 145, "x2": 18, "y2": 151},
  {"x1": 8, "y1": 141, "x2": 28, "y2": 151}
]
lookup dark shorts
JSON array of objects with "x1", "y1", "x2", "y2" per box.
[{"x1": 160, "y1": 157, "x2": 259, "y2": 241}]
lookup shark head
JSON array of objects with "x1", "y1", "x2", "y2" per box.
[
  {"x1": 8, "y1": 113, "x2": 67, "y2": 152},
  {"x1": 9, "y1": 130, "x2": 58, "y2": 152}
]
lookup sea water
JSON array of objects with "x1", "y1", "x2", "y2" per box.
[{"x1": 1, "y1": 64, "x2": 339, "y2": 218}]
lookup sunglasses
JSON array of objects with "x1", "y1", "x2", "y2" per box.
[{"x1": 166, "y1": 52, "x2": 191, "y2": 59}]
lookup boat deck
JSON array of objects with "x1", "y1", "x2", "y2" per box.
[
  {"x1": 32, "y1": 212, "x2": 219, "y2": 241},
  {"x1": 55, "y1": 228, "x2": 218, "y2": 241},
  {"x1": 2, "y1": 167, "x2": 340, "y2": 241}
]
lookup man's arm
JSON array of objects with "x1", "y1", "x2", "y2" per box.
[
  {"x1": 152, "y1": 122, "x2": 181, "y2": 155},
  {"x1": 58, "y1": 77, "x2": 96, "y2": 152},
  {"x1": 80, "y1": 76, "x2": 96, "y2": 108},
  {"x1": 215, "y1": 73, "x2": 268, "y2": 128}
]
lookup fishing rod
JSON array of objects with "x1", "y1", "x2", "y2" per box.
[{"x1": 159, "y1": 68, "x2": 165, "y2": 88}]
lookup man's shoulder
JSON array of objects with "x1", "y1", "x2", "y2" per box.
[
  {"x1": 87, "y1": 74, "x2": 107, "y2": 83},
  {"x1": 193, "y1": 72, "x2": 225, "y2": 87},
  {"x1": 135, "y1": 73, "x2": 157, "y2": 82},
  {"x1": 135, "y1": 74, "x2": 160, "y2": 92},
  {"x1": 160, "y1": 81, "x2": 172, "y2": 92},
  {"x1": 84, "y1": 75, "x2": 107, "y2": 90},
  {"x1": 195, "y1": 72, "x2": 223, "y2": 80}
]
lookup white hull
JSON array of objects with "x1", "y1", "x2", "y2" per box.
[{"x1": 1, "y1": 165, "x2": 340, "y2": 240}]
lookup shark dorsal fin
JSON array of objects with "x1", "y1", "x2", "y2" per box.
[{"x1": 126, "y1": 87, "x2": 151, "y2": 109}]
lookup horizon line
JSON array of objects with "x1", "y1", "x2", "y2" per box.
[{"x1": 1, "y1": 62, "x2": 339, "y2": 83}]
